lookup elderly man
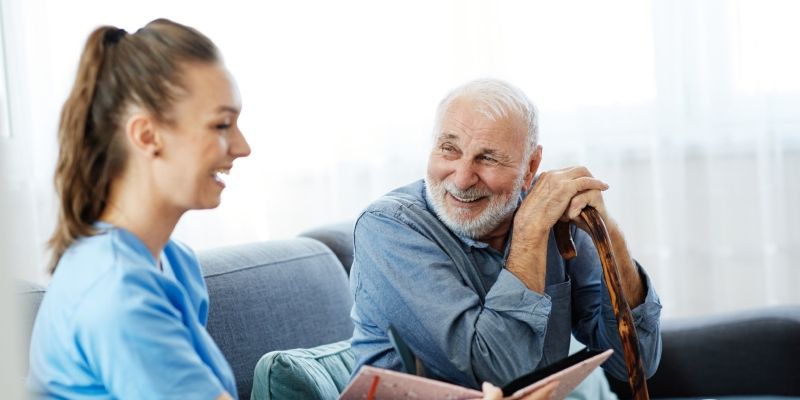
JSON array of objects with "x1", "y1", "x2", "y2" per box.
[{"x1": 349, "y1": 79, "x2": 662, "y2": 389}]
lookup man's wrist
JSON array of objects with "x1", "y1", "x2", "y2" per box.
[
  {"x1": 506, "y1": 225, "x2": 550, "y2": 293},
  {"x1": 512, "y1": 217, "x2": 551, "y2": 246}
]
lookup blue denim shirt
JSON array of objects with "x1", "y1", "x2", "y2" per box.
[{"x1": 349, "y1": 179, "x2": 662, "y2": 388}]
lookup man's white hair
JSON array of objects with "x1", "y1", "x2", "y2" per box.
[{"x1": 433, "y1": 78, "x2": 539, "y2": 158}]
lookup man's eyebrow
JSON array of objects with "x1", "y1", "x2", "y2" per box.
[
  {"x1": 436, "y1": 133, "x2": 458, "y2": 142},
  {"x1": 479, "y1": 148, "x2": 512, "y2": 161}
]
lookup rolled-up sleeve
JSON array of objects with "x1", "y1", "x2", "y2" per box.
[{"x1": 350, "y1": 209, "x2": 554, "y2": 388}]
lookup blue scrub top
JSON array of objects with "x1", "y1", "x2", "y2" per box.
[{"x1": 27, "y1": 223, "x2": 237, "y2": 399}]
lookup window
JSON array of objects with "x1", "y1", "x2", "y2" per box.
[{"x1": 0, "y1": 1, "x2": 10, "y2": 138}]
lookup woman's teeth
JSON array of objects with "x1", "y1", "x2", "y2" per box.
[{"x1": 213, "y1": 169, "x2": 229, "y2": 184}]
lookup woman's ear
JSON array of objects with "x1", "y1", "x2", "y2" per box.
[
  {"x1": 124, "y1": 111, "x2": 163, "y2": 158},
  {"x1": 523, "y1": 145, "x2": 543, "y2": 191}
]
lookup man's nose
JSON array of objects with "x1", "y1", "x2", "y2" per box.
[{"x1": 451, "y1": 159, "x2": 478, "y2": 190}]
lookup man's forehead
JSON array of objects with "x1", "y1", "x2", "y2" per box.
[{"x1": 437, "y1": 110, "x2": 527, "y2": 148}]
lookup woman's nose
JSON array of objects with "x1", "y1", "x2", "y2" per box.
[{"x1": 231, "y1": 128, "x2": 251, "y2": 158}]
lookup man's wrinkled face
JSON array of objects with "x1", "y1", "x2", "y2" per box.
[{"x1": 425, "y1": 98, "x2": 531, "y2": 240}]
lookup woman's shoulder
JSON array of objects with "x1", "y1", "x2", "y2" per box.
[
  {"x1": 59, "y1": 226, "x2": 154, "y2": 270},
  {"x1": 51, "y1": 229, "x2": 168, "y2": 301}
]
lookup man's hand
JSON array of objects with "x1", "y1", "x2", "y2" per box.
[
  {"x1": 507, "y1": 165, "x2": 646, "y2": 306},
  {"x1": 514, "y1": 166, "x2": 609, "y2": 236},
  {"x1": 506, "y1": 166, "x2": 608, "y2": 293}
]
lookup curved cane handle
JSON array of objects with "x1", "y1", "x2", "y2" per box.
[{"x1": 554, "y1": 207, "x2": 650, "y2": 400}]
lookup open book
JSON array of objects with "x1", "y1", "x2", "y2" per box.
[{"x1": 339, "y1": 327, "x2": 614, "y2": 400}]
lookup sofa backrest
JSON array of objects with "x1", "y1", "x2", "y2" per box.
[
  {"x1": 299, "y1": 221, "x2": 355, "y2": 275},
  {"x1": 198, "y1": 238, "x2": 354, "y2": 399}
]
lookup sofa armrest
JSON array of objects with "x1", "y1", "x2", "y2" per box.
[
  {"x1": 15, "y1": 280, "x2": 46, "y2": 375},
  {"x1": 606, "y1": 305, "x2": 800, "y2": 398}
]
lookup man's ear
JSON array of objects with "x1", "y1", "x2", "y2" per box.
[
  {"x1": 124, "y1": 111, "x2": 163, "y2": 158},
  {"x1": 523, "y1": 145, "x2": 543, "y2": 191}
]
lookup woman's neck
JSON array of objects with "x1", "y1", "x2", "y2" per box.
[{"x1": 99, "y1": 177, "x2": 183, "y2": 264}]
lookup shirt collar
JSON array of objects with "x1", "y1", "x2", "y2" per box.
[{"x1": 93, "y1": 221, "x2": 161, "y2": 269}]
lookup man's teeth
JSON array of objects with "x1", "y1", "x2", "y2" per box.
[{"x1": 450, "y1": 193, "x2": 481, "y2": 203}]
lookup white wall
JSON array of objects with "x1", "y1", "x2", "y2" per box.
[{"x1": 1, "y1": 1, "x2": 58, "y2": 285}]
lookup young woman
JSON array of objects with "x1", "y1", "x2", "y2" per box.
[{"x1": 27, "y1": 19, "x2": 250, "y2": 399}]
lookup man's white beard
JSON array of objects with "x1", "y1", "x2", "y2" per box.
[{"x1": 425, "y1": 173, "x2": 524, "y2": 239}]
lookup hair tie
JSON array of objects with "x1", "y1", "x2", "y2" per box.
[{"x1": 104, "y1": 28, "x2": 127, "y2": 45}]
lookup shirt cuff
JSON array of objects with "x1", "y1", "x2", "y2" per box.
[
  {"x1": 630, "y1": 261, "x2": 662, "y2": 333},
  {"x1": 485, "y1": 269, "x2": 552, "y2": 333}
]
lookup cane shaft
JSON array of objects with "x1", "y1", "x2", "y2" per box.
[{"x1": 555, "y1": 208, "x2": 650, "y2": 400}]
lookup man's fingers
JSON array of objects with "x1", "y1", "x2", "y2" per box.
[
  {"x1": 481, "y1": 382, "x2": 503, "y2": 400},
  {"x1": 532, "y1": 174, "x2": 606, "y2": 198},
  {"x1": 559, "y1": 188, "x2": 608, "y2": 224},
  {"x1": 571, "y1": 177, "x2": 608, "y2": 194},
  {"x1": 558, "y1": 165, "x2": 594, "y2": 180},
  {"x1": 524, "y1": 168, "x2": 608, "y2": 230},
  {"x1": 566, "y1": 191, "x2": 592, "y2": 220}
]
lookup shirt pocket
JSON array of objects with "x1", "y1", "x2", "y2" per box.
[{"x1": 541, "y1": 277, "x2": 572, "y2": 367}]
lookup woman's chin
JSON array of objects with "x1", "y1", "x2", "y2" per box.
[{"x1": 192, "y1": 196, "x2": 222, "y2": 210}]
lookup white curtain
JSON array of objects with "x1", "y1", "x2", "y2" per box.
[{"x1": 1, "y1": 0, "x2": 798, "y2": 318}]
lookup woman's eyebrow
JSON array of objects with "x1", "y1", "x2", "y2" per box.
[{"x1": 216, "y1": 105, "x2": 241, "y2": 114}]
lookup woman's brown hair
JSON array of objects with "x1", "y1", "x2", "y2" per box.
[{"x1": 48, "y1": 19, "x2": 220, "y2": 272}]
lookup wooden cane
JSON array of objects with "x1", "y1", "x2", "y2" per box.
[{"x1": 554, "y1": 207, "x2": 650, "y2": 400}]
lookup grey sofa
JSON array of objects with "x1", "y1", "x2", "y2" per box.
[
  {"x1": 605, "y1": 306, "x2": 800, "y2": 399},
  {"x1": 16, "y1": 222, "x2": 800, "y2": 399}
]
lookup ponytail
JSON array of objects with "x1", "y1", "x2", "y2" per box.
[
  {"x1": 48, "y1": 20, "x2": 219, "y2": 272},
  {"x1": 48, "y1": 26, "x2": 124, "y2": 272}
]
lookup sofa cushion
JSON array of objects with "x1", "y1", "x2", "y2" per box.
[
  {"x1": 251, "y1": 340, "x2": 355, "y2": 400},
  {"x1": 198, "y1": 238, "x2": 354, "y2": 399}
]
